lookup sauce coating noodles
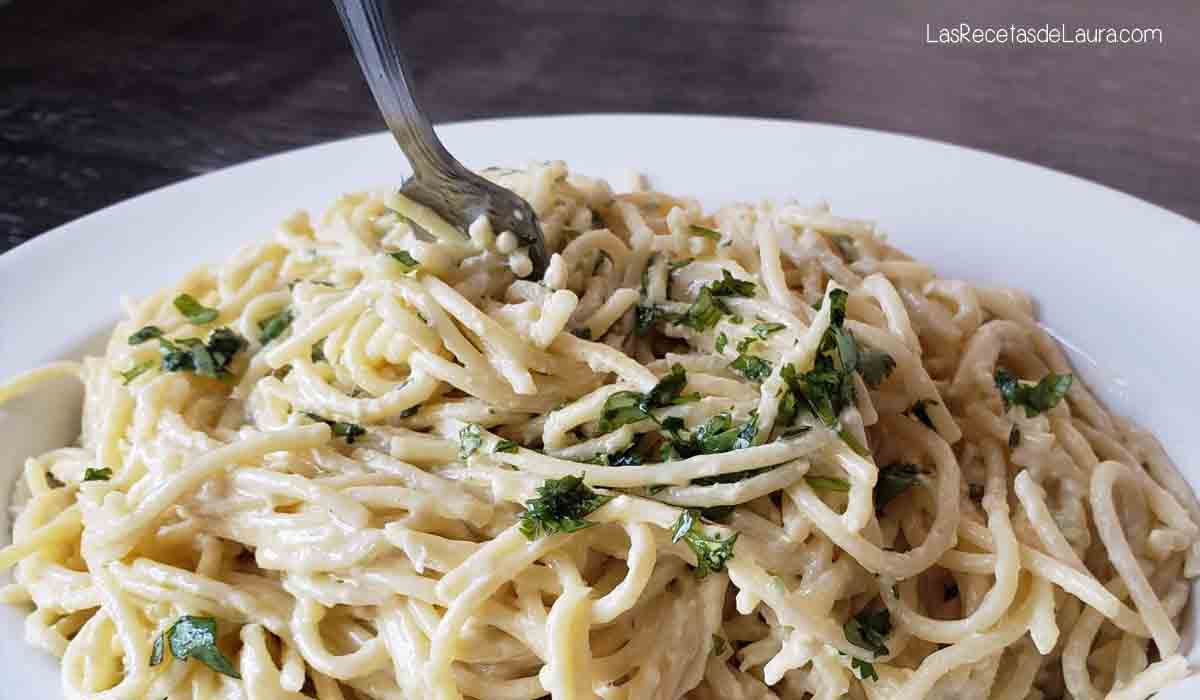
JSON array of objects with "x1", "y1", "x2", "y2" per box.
[{"x1": 1, "y1": 162, "x2": 1196, "y2": 700}]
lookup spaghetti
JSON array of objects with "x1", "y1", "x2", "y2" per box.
[{"x1": 1, "y1": 161, "x2": 1196, "y2": 700}]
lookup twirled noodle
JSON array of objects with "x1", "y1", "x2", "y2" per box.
[{"x1": 0, "y1": 161, "x2": 1195, "y2": 700}]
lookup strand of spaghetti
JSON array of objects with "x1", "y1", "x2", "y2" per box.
[
  {"x1": 427, "y1": 528, "x2": 571, "y2": 700},
  {"x1": 0, "y1": 361, "x2": 82, "y2": 404},
  {"x1": 884, "y1": 441, "x2": 1019, "y2": 642},
  {"x1": 84, "y1": 424, "x2": 331, "y2": 560},
  {"x1": 786, "y1": 417, "x2": 960, "y2": 579},
  {"x1": 0, "y1": 505, "x2": 82, "y2": 571},
  {"x1": 539, "y1": 583, "x2": 595, "y2": 700},
  {"x1": 1091, "y1": 460, "x2": 1181, "y2": 655},
  {"x1": 549, "y1": 333, "x2": 657, "y2": 392},
  {"x1": 891, "y1": 575, "x2": 1041, "y2": 700}
]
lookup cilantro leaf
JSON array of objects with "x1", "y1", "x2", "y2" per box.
[
  {"x1": 158, "y1": 328, "x2": 247, "y2": 379},
  {"x1": 494, "y1": 439, "x2": 520, "y2": 453},
  {"x1": 258, "y1": 308, "x2": 295, "y2": 345},
  {"x1": 388, "y1": 251, "x2": 421, "y2": 273},
  {"x1": 458, "y1": 424, "x2": 482, "y2": 459},
  {"x1": 128, "y1": 326, "x2": 163, "y2": 345},
  {"x1": 679, "y1": 286, "x2": 726, "y2": 332},
  {"x1": 120, "y1": 360, "x2": 156, "y2": 385},
  {"x1": 671, "y1": 508, "x2": 738, "y2": 578},
  {"x1": 805, "y1": 475, "x2": 851, "y2": 492},
  {"x1": 857, "y1": 347, "x2": 896, "y2": 388},
  {"x1": 715, "y1": 332, "x2": 728, "y2": 353},
  {"x1": 635, "y1": 305, "x2": 658, "y2": 334},
  {"x1": 689, "y1": 224, "x2": 722, "y2": 241},
  {"x1": 708, "y1": 270, "x2": 756, "y2": 297},
  {"x1": 752, "y1": 322, "x2": 786, "y2": 338},
  {"x1": 519, "y1": 475, "x2": 612, "y2": 539},
  {"x1": 165, "y1": 615, "x2": 241, "y2": 679},
  {"x1": 851, "y1": 656, "x2": 878, "y2": 682},
  {"x1": 874, "y1": 463, "x2": 922, "y2": 511},
  {"x1": 303, "y1": 412, "x2": 367, "y2": 444},
  {"x1": 994, "y1": 369, "x2": 1073, "y2": 417},
  {"x1": 777, "y1": 289, "x2": 858, "y2": 432},
  {"x1": 904, "y1": 399, "x2": 937, "y2": 430},
  {"x1": 730, "y1": 354, "x2": 773, "y2": 383},
  {"x1": 82, "y1": 467, "x2": 112, "y2": 482},
  {"x1": 844, "y1": 608, "x2": 891, "y2": 657},
  {"x1": 173, "y1": 294, "x2": 219, "y2": 325}
]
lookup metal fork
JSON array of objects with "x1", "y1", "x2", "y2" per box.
[{"x1": 333, "y1": 0, "x2": 548, "y2": 277}]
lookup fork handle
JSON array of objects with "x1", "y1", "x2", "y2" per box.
[{"x1": 332, "y1": 0, "x2": 466, "y2": 182}]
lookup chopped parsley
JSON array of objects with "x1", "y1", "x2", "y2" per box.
[
  {"x1": 518, "y1": 475, "x2": 612, "y2": 540},
  {"x1": 158, "y1": 328, "x2": 247, "y2": 379},
  {"x1": 777, "y1": 289, "x2": 862, "y2": 448},
  {"x1": 874, "y1": 463, "x2": 922, "y2": 511},
  {"x1": 689, "y1": 224, "x2": 722, "y2": 241},
  {"x1": 994, "y1": 369, "x2": 1073, "y2": 417},
  {"x1": 120, "y1": 360, "x2": 156, "y2": 385},
  {"x1": 310, "y1": 339, "x2": 327, "y2": 363},
  {"x1": 904, "y1": 399, "x2": 937, "y2": 430},
  {"x1": 388, "y1": 251, "x2": 421, "y2": 273},
  {"x1": 844, "y1": 607, "x2": 892, "y2": 657},
  {"x1": 153, "y1": 615, "x2": 241, "y2": 679},
  {"x1": 82, "y1": 467, "x2": 112, "y2": 482},
  {"x1": 679, "y1": 286, "x2": 725, "y2": 332},
  {"x1": 857, "y1": 348, "x2": 896, "y2": 388},
  {"x1": 851, "y1": 656, "x2": 878, "y2": 682},
  {"x1": 752, "y1": 321, "x2": 786, "y2": 338},
  {"x1": 494, "y1": 439, "x2": 520, "y2": 454},
  {"x1": 679, "y1": 412, "x2": 759, "y2": 458},
  {"x1": 458, "y1": 424, "x2": 483, "y2": 460},
  {"x1": 708, "y1": 270, "x2": 757, "y2": 298},
  {"x1": 715, "y1": 332, "x2": 728, "y2": 353},
  {"x1": 671, "y1": 509, "x2": 738, "y2": 578},
  {"x1": 597, "y1": 364, "x2": 697, "y2": 432},
  {"x1": 303, "y1": 413, "x2": 367, "y2": 444},
  {"x1": 805, "y1": 475, "x2": 851, "y2": 492},
  {"x1": 634, "y1": 305, "x2": 658, "y2": 334},
  {"x1": 258, "y1": 308, "x2": 295, "y2": 345},
  {"x1": 173, "y1": 294, "x2": 219, "y2": 325},
  {"x1": 128, "y1": 325, "x2": 164, "y2": 345},
  {"x1": 729, "y1": 353, "x2": 773, "y2": 383}
]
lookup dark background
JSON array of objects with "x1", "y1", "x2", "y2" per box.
[{"x1": 2, "y1": 1, "x2": 1197, "y2": 253}]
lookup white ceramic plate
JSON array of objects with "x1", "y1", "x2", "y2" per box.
[{"x1": 1, "y1": 114, "x2": 1197, "y2": 698}]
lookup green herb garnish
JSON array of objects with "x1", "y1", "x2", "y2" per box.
[
  {"x1": 303, "y1": 412, "x2": 367, "y2": 444},
  {"x1": 1008, "y1": 425, "x2": 1021, "y2": 449},
  {"x1": 82, "y1": 467, "x2": 112, "y2": 482},
  {"x1": 857, "y1": 348, "x2": 896, "y2": 388},
  {"x1": 752, "y1": 322, "x2": 786, "y2": 338},
  {"x1": 689, "y1": 224, "x2": 722, "y2": 241},
  {"x1": 156, "y1": 615, "x2": 241, "y2": 679},
  {"x1": 459, "y1": 424, "x2": 483, "y2": 459},
  {"x1": 519, "y1": 475, "x2": 612, "y2": 539},
  {"x1": 904, "y1": 399, "x2": 937, "y2": 430},
  {"x1": 159, "y1": 328, "x2": 247, "y2": 379},
  {"x1": 805, "y1": 475, "x2": 851, "y2": 492},
  {"x1": 708, "y1": 270, "x2": 756, "y2": 298},
  {"x1": 128, "y1": 326, "x2": 163, "y2": 345},
  {"x1": 258, "y1": 308, "x2": 295, "y2": 345},
  {"x1": 671, "y1": 509, "x2": 738, "y2": 578},
  {"x1": 994, "y1": 369, "x2": 1073, "y2": 417},
  {"x1": 494, "y1": 439, "x2": 520, "y2": 453},
  {"x1": 730, "y1": 354, "x2": 773, "y2": 383},
  {"x1": 173, "y1": 294, "x2": 219, "y2": 325},
  {"x1": 851, "y1": 657, "x2": 878, "y2": 682},
  {"x1": 388, "y1": 251, "x2": 421, "y2": 273},
  {"x1": 120, "y1": 360, "x2": 156, "y2": 385},
  {"x1": 874, "y1": 463, "x2": 922, "y2": 511},
  {"x1": 844, "y1": 607, "x2": 891, "y2": 657}
]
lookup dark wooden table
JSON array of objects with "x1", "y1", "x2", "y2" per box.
[{"x1": 3, "y1": 1, "x2": 1197, "y2": 252}]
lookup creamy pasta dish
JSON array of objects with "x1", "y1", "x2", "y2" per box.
[{"x1": 0, "y1": 162, "x2": 1197, "y2": 700}]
